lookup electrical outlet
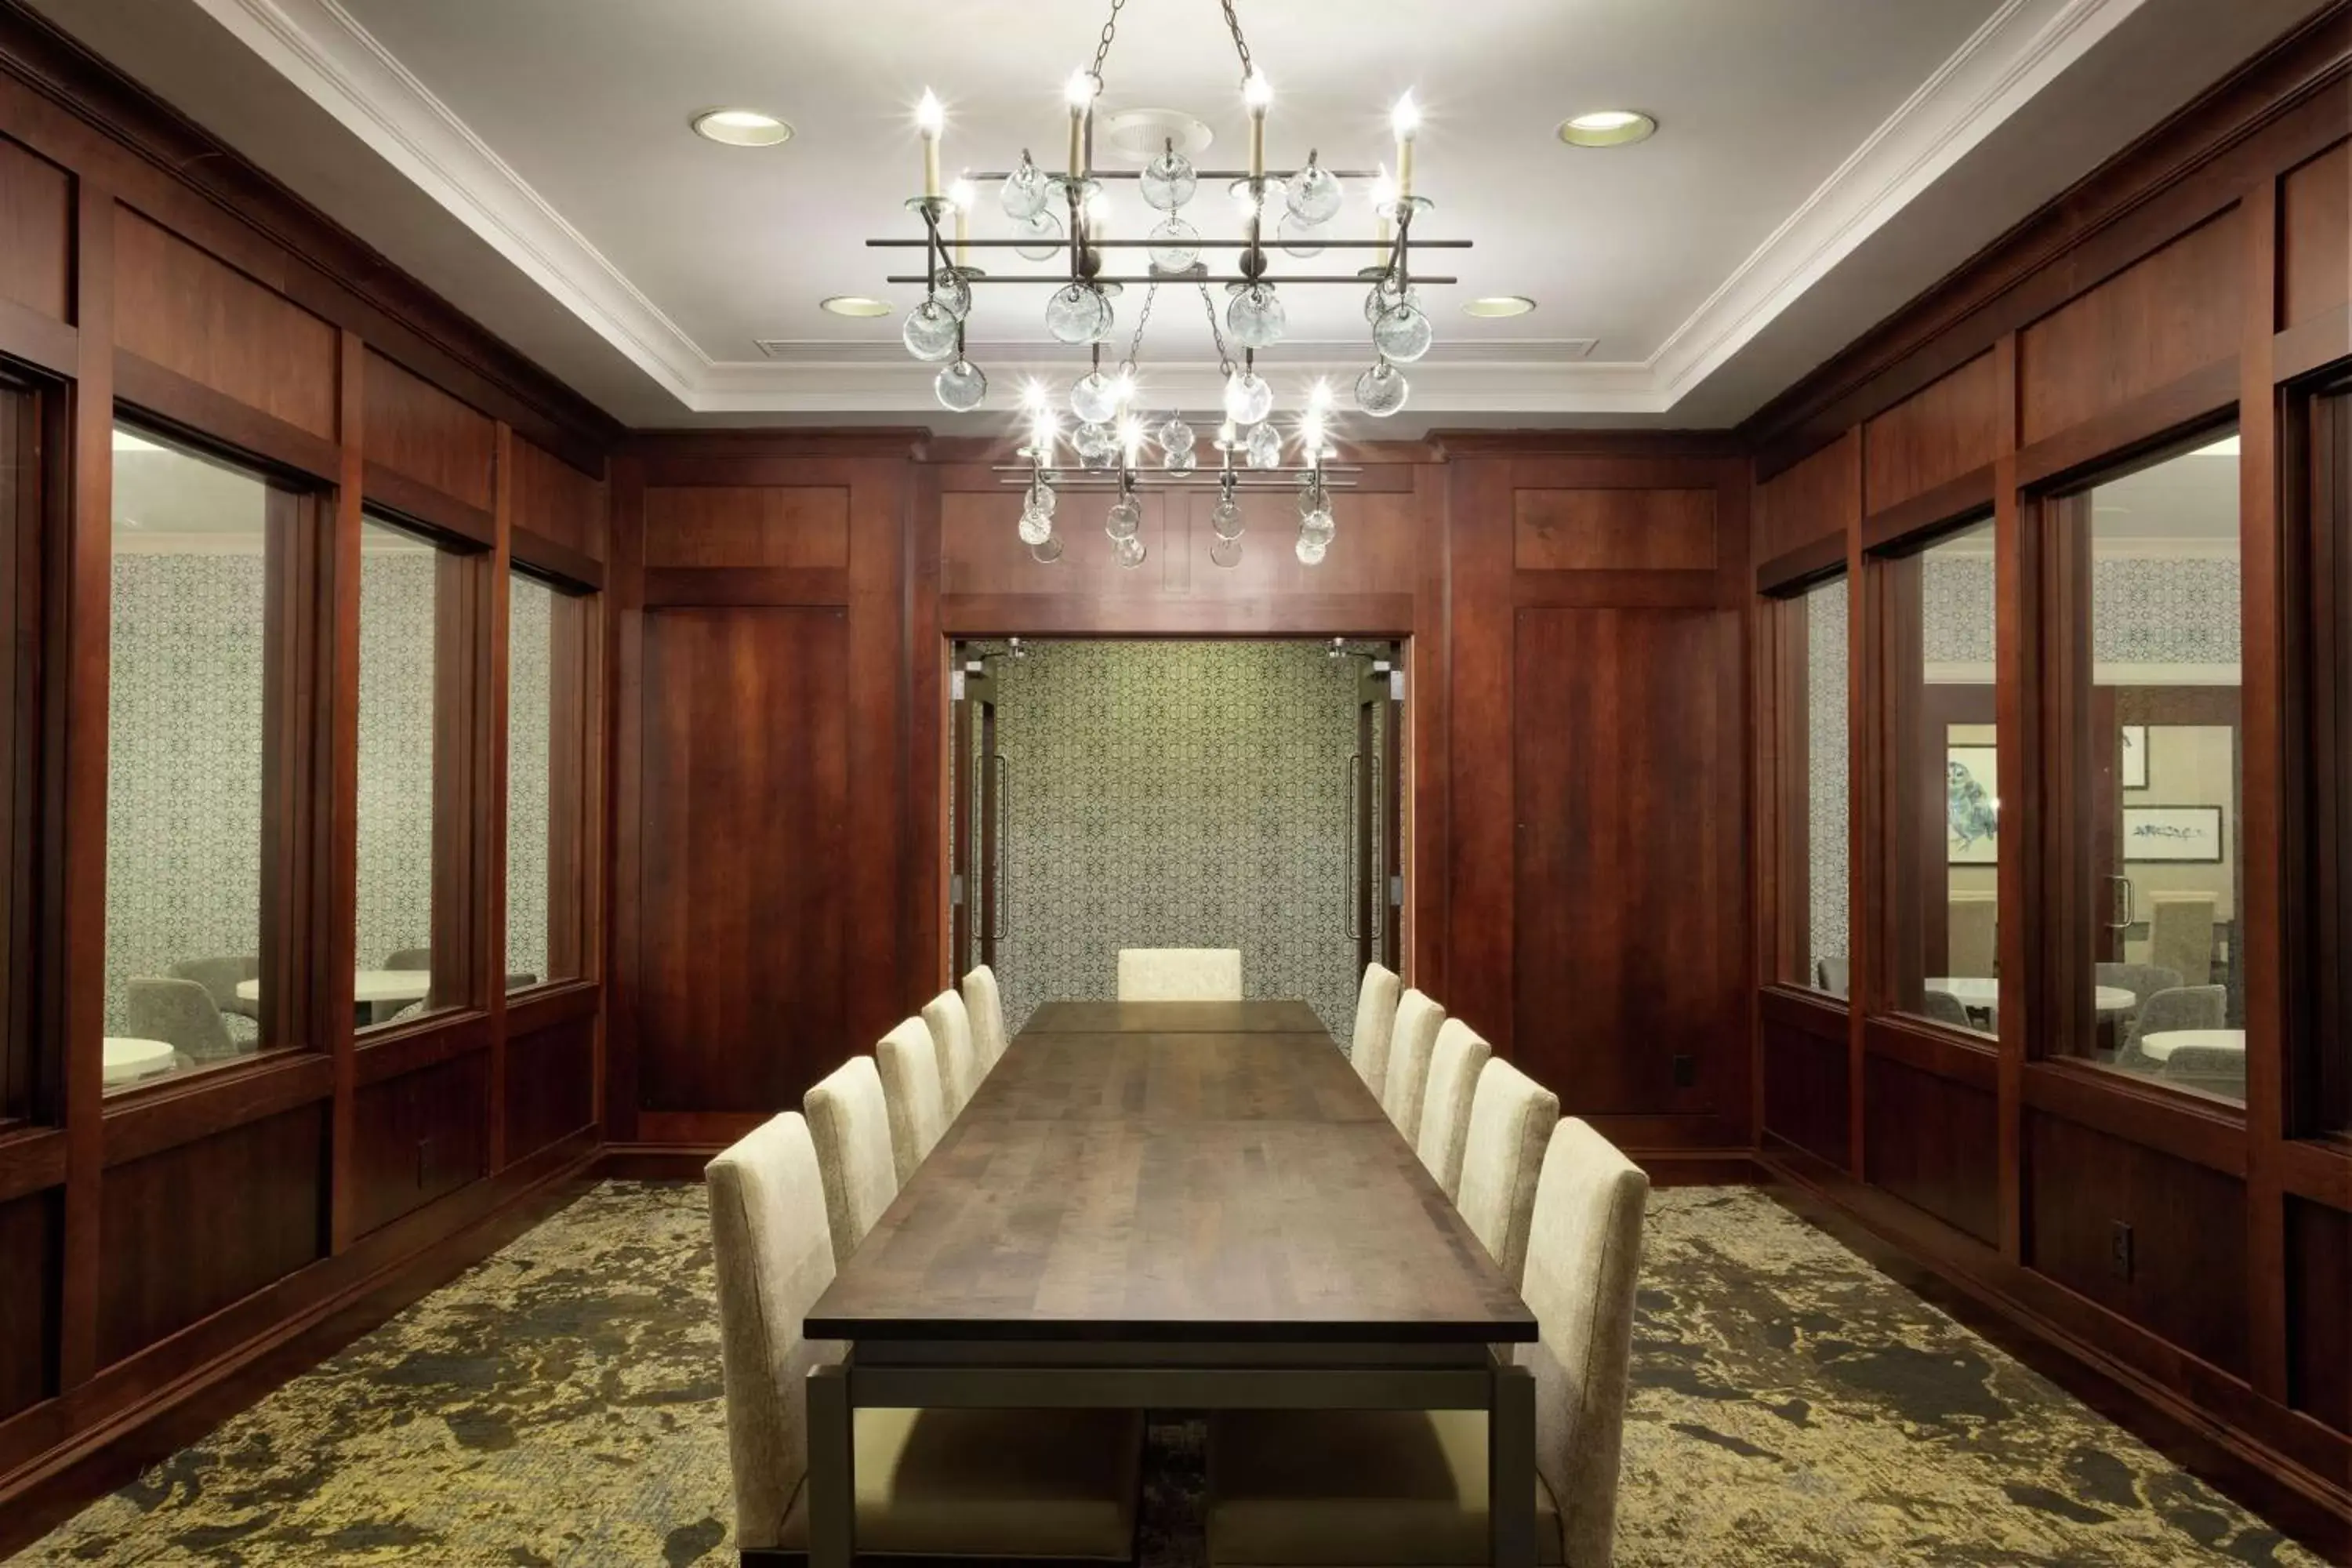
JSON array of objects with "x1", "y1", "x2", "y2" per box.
[
  {"x1": 2109, "y1": 1220, "x2": 2133, "y2": 1281},
  {"x1": 416, "y1": 1136, "x2": 437, "y2": 1189},
  {"x1": 1671, "y1": 1054, "x2": 1696, "y2": 1089}
]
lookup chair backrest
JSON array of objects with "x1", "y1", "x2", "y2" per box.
[
  {"x1": 802, "y1": 1055, "x2": 900, "y2": 1265},
  {"x1": 1348, "y1": 962, "x2": 1402, "y2": 1097},
  {"x1": 165, "y1": 955, "x2": 256, "y2": 1011},
  {"x1": 2147, "y1": 893, "x2": 2217, "y2": 986},
  {"x1": 963, "y1": 964, "x2": 1010, "y2": 1075},
  {"x1": 126, "y1": 976, "x2": 238, "y2": 1062},
  {"x1": 2160, "y1": 1045, "x2": 2246, "y2": 1100},
  {"x1": 1415, "y1": 1019, "x2": 1491, "y2": 1199},
  {"x1": 705, "y1": 1112, "x2": 841, "y2": 1551},
  {"x1": 2096, "y1": 962, "x2": 2184, "y2": 1050},
  {"x1": 875, "y1": 1016, "x2": 949, "y2": 1183},
  {"x1": 1456, "y1": 1058, "x2": 1560, "y2": 1284},
  {"x1": 1116, "y1": 947, "x2": 1242, "y2": 1001},
  {"x1": 1919, "y1": 987, "x2": 1973, "y2": 1031},
  {"x1": 1813, "y1": 955, "x2": 1849, "y2": 999},
  {"x1": 1378, "y1": 989, "x2": 1446, "y2": 1142},
  {"x1": 1519, "y1": 1118, "x2": 1650, "y2": 1568},
  {"x1": 1946, "y1": 894, "x2": 1997, "y2": 979},
  {"x1": 921, "y1": 989, "x2": 978, "y2": 1116},
  {"x1": 382, "y1": 946, "x2": 431, "y2": 971},
  {"x1": 2136, "y1": 984, "x2": 2226, "y2": 1037}
]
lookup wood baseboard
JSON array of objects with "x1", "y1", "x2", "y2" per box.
[
  {"x1": 1624, "y1": 1148, "x2": 1764, "y2": 1186},
  {"x1": 596, "y1": 1141, "x2": 727, "y2": 1180},
  {"x1": 1758, "y1": 1148, "x2": 2352, "y2": 1563}
]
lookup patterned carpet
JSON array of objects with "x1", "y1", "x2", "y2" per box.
[{"x1": 13, "y1": 1182, "x2": 2323, "y2": 1567}]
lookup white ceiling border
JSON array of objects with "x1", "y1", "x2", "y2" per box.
[{"x1": 198, "y1": 0, "x2": 2141, "y2": 417}]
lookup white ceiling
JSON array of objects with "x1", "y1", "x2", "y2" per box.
[{"x1": 32, "y1": 0, "x2": 2332, "y2": 430}]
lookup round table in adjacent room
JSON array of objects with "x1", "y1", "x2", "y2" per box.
[
  {"x1": 2135, "y1": 1027, "x2": 2245, "y2": 1064},
  {"x1": 1925, "y1": 978, "x2": 2137, "y2": 1015},
  {"x1": 235, "y1": 971, "x2": 432, "y2": 1007},
  {"x1": 103, "y1": 1035, "x2": 176, "y2": 1087}
]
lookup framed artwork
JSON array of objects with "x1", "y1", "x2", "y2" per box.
[
  {"x1": 1946, "y1": 746, "x2": 1999, "y2": 864},
  {"x1": 2122, "y1": 804, "x2": 2224, "y2": 862},
  {"x1": 2119, "y1": 724, "x2": 2147, "y2": 789}
]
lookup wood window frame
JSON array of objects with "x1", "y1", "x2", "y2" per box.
[
  {"x1": 1757, "y1": 561, "x2": 1846, "y2": 999},
  {"x1": 0, "y1": 372, "x2": 54, "y2": 1130},
  {"x1": 2297, "y1": 374, "x2": 2351, "y2": 1141},
  {"x1": 505, "y1": 560, "x2": 599, "y2": 993}
]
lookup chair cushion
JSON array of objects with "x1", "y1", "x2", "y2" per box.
[
  {"x1": 1207, "y1": 1408, "x2": 1562, "y2": 1566},
  {"x1": 780, "y1": 1406, "x2": 1145, "y2": 1559}
]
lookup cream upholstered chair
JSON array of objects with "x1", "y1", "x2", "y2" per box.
[
  {"x1": 1946, "y1": 893, "x2": 1997, "y2": 978},
  {"x1": 1415, "y1": 1020, "x2": 1491, "y2": 1199},
  {"x1": 963, "y1": 964, "x2": 1010, "y2": 1076},
  {"x1": 920, "y1": 989, "x2": 978, "y2": 1117},
  {"x1": 1455, "y1": 1058, "x2": 1560, "y2": 1285},
  {"x1": 2147, "y1": 893, "x2": 2217, "y2": 985},
  {"x1": 1379, "y1": 989, "x2": 1446, "y2": 1144},
  {"x1": 1117, "y1": 947, "x2": 1243, "y2": 1001},
  {"x1": 126, "y1": 977, "x2": 241, "y2": 1063},
  {"x1": 706, "y1": 1113, "x2": 1145, "y2": 1562},
  {"x1": 801, "y1": 1056, "x2": 899, "y2": 1265},
  {"x1": 1205, "y1": 1118, "x2": 1650, "y2": 1566},
  {"x1": 1349, "y1": 963, "x2": 1403, "y2": 1097},
  {"x1": 874, "y1": 1018, "x2": 949, "y2": 1185}
]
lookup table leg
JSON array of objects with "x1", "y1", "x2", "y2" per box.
[
  {"x1": 807, "y1": 1360, "x2": 854, "y2": 1568},
  {"x1": 1489, "y1": 1359, "x2": 1535, "y2": 1568}
]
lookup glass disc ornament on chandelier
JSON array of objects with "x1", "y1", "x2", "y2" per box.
[
  {"x1": 1354, "y1": 359, "x2": 1410, "y2": 417},
  {"x1": 1014, "y1": 209, "x2": 1065, "y2": 261},
  {"x1": 1294, "y1": 529, "x2": 1329, "y2": 565},
  {"x1": 1017, "y1": 506, "x2": 1054, "y2": 547},
  {"x1": 1222, "y1": 368, "x2": 1274, "y2": 426},
  {"x1": 1073, "y1": 419, "x2": 1118, "y2": 468},
  {"x1": 1046, "y1": 282, "x2": 1113, "y2": 345},
  {"x1": 1210, "y1": 532, "x2": 1244, "y2": 569},
  {"x1": 1364, "y1": 276, "x2": 1420, "y2": 325},
  {"x1": 1070, "y1": 369, "x2": 1123, "y2": 424},
  {"x1": 1278, "y1": 212, "x2": 1326, "y2": 259},
  {"x1": 1032, "y1": 533, "x2": 1065, "y2": 563},
  {"x1": 1210, "y1": 494, "x2": 1246, "y2": 541},
  {"x1": 1299, "y1": 505, "x2": 1337, "y2": 546},
  {"x1": 935, "y1": 357, "x2": 987, "y2": 412},
  {"x1": 1225, "y1": 282, "x2": 1286, "y2": 350},
  {"x1": 1372, "y1": 298, "x2": 1434, "y2": 362},
  {"x1": 1286, "y1": 159, "x2": 1344, "y2": 225},
  {"x1": 931, "y1": 265, "x2": 972, "y2": 321},
  {"x1": 1104, "y1": 495, "x2": 1142, "y2": 541},
  {"x1": 1113, "y1": 532, "x2": 1148, "y2": 570},
  {"x1": 1246, "y1": 420, "x2": 1283, "y2": 470},
  {"x1": 1148, "y1": 216, "x2": 1201, "y2": 271},
  {"x1": 1141, "y1": 146, "x2": 1197, "y2": 211},
  {"x1": 1000, "y1": 154, "x2": 1051, "y2": 220},
  {"x1": 902, "y1": 298, "x2": 961, "y2": 361}
]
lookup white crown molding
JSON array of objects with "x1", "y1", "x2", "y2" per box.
[{"x1": 194, "y1": 0, "x2": 2140, "y2": 418}]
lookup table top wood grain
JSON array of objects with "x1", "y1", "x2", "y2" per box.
[
  {"x1": 807, "y1": 1000, "x2": 1535, "y2": 1344},
  {"x1": 1018, "y1": 998, "x2": 1329, "y2": 1034}
]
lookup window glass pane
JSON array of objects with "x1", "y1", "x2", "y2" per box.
[
  {"x1": 358, "y1": 516, "x2": 448, "y2": 1029},
  {"x1": 0, "y1": 386, "x2": 36, "y2": 1123},
  {"x1": 2320, "y1": 390, "x2": 2352, "y2": 1134},
  {"x1": 105, "y1": 426, "x2": 272, "y2": 1091},
  {"x1": 1888, "y1": 517, "x2": 1998, "y2": 1038},
  {"x1": 1803, "y1": 577, "x2": 1849, "y2": 996},
  {"x1": 505, "y1": 570, "x2": 554, "y2": 989},
  {"x1": 2076, "y1": 434, "x2": 2243, "y2": 1105}
]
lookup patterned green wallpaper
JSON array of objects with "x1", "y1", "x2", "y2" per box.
[{"x1": 986, "y1": 641, "x2": 1367, "y2": 1043}]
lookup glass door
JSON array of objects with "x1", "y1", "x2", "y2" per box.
[
  {"x1": 1350, "y1": 652, "x2": 1403, "y2": 975},
  {"x1": 949, "y1": 654, "x2": 1002, "y2": 977}
]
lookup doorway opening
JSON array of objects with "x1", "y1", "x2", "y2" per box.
[{"x1": 948, "y1": 637, "x2": 1406, "y2": 1044}]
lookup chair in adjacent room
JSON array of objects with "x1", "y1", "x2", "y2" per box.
[
  {"x1": 1204, "y1": 1118, "x2": 1650, "y2": 1567},
  {"x1": 2147, "y1": 893, "x2": 2217, "y2": 986},
  {"x1": 875, "y1": 1017, "x2": 949, "y2": 1184},
  {"x1": 383, "y1": 946, "x2": 430, "y2": 970},
  {"x1": 2095, "y1": 962, "x2": 2182, "y2": 1049},
  {"x1": 1116, "y1": 947, "x2": 1243, "y2": 1001},
  {"x1": 167, "y1": 954, "x2": 260, "y2": 1043},
  {"x1": 1946, "y1": 892, "x2": 1997, "y2": 978},
  {"x1": 803, "y1": 1056, "x2": 900, "y2": 1265},
  {"x1": 1919, "y1": 987, "x2": 1976, "y2": 1032},
  {"x1": 706, "y1": 1112, "x2": 1146, "y2": 1564},
  {"x1": 1348, "y1": 962, "x2": 1403, "y2": 1098},
  {"x1": 1378, "y1": 989, "x2": 1447, "y2": 1145},
  {"x1": 2158, "y1": 1044, "x2": 2246, "y2": 1102},
  {"x1": 2130, "y1": 984, "x2": 2226, "y2": 1041},
  {"x1": 920, "y1": 989, "x2": 978, "y2": 1117},
  {"x1": 1415, "y1": 1020, "x2": 1492, "y2": 1200},
  {"x1": 963, "y1": 964, "x2": 1009, "y2": 1076},
  {"x1": 1455, "y1": 1058, "x2": 1560, "y2": 1286},
  {"x1": 1813, "y1": 956, "x2": 1849, "y2": 1000},
  {"x1": 125, "y1": 976, "x2": 243, "y2": 1064}
]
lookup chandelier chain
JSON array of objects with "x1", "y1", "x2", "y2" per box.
[
  {"x1": 1218, "y1": 0, "x2": 1254, "y2": 81},
  {"x1": 1089, "y1": 0, "x2": 1129, "y2": 85},
  {"x1": 1119, "y1": 281, "x2": 1160, "y2": 376},
  {"x1": 1198, "y1": 283, "x2": 1234, "y2": 376}
]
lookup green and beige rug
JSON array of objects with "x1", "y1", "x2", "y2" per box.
[{"x1": 13, "y1": 1183, "x2": 2322, "y2": 1566}]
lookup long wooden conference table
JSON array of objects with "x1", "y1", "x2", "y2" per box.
[{"x1": 804, "y1": 998, "x2": 1541, "y2": 1566}]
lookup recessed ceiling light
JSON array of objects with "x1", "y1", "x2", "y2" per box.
[
  {"x1": 1558, "y1": 110, "x2": 1656, "y2": 147},
  {"x1": 819, "y1": 296, "x2": 894, "y2": 318},
  {"x1": 1463, "y1": 296, "x2": 1537, "y2": 318},
  {"x1": 691, "y1": 108, "x2": 794, "y2": 147}
]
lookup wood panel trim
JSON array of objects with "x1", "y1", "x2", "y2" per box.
[
  {"x1": 1863, "y1": 1014, "x2": 2001, "y2": 1092},
  {"x1": 95, "y1": 1052, "x2": 336, "y2": 1169},
  {"x1": 935, "y1": 593, "x2": 1419, "y2": 637},
  {"x1": 361, "y1": 459, "x2": 494, "y2": 550},
  {"x1": 0, "y1": 295, "x2": 73, "y2": 379},
  {"x1": 504, "y1": 982, "x2": 600, "y2": 1037},
  {"x1": 1757, "y1": 983, "x2": 1847, "y2": 1040},
  {"x1": 642, "y1": 566, "x2": 849, "y2": 608},
  {"x1": 1755, "y1": 530, "x2": 1847, "y2": 596},
  {"x1": 2014, "y1": 357, "x2": 2241, "y2": 491},
  {"x1": 111, "y1": 348, "x2": 341, "y2": 485},
  {"x1": 2276, "y1": 304, "x2": 2352, "y2": 385},
  {"x1": 1509, "y1": 569, "x2": 1724, "y2": 609},
  {"x1": 510, "y1": 524, "x2": 604, "y2": 593},
  {"x1": 2279, "y1": 1138, "x2": 2352, "y2": 1212},
  {"x1": 0, "y1": 1125, "x2": 63, "y2": 1204},
  {"x1": 1860, "y1": 463, "x2": 1998, "y2": 554},
  {"x1": 350, "y1": 1013, "x2": 492, "y2": 1090},
  {"x1": 2020, "y1": 1060, "x2": 2249, "y2": 1178}
]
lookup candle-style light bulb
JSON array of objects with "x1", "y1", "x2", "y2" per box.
[
  {"x1": 1243, "y1": 71, "x2": 1272, "y2": 182},
  {"x1": 916, "y1": 89, "x2": 944, "y2": 199},
  {"x1": 1065, "y1": 69, "x2": 1096, "y2": 177},
  {"x1": 948, "y1": 175, "x2": 975, "y2": 266},
  {"x1": 1391, "y1": 92, "x2": 1420, "y2": 201},
  {"x1": 1370, "y1": 164, "x2": 1396, "y2": 245}
]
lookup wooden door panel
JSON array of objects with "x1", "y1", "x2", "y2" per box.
[{"x1": 639, "y1": 608, "x2": 848, "y2": 1112}]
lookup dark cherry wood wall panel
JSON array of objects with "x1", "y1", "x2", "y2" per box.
[
  {"x1": 2286, "y1": 1198, "x2": 2350, "y2": 1434},
  {"x1": 111, "y1": 208, "x2": 338, "y2": 440},
  {"x1": 511, "y1": 434, "x2": 607, "y2": 563},
  {"x1": 96, "y1": 1105, "x2": 328, "y2": 1368},
  {"x1": 2025, "y1": 1110, "x2": 2249, "y2": 1377},
  {"x1": 1514, "y1": 488, "x2": 1716, "y2": 571},
  {"x1": 1864, "y1": 1054, "x2": 1998, "y2": 1244},
  {"x1": 364, "y1": 348, "x2": 495, "y2": 510},
  {"x1": 0, "y1": 136, "x2": 69, "y2": 321},
  {"x1": 636, "y1": 606, "x2": 848, "y2": 1112},
  {"x1": 1761, "y1": 1007, "x2": 1850, "y2": 1166},
  {"x1": 2017, "y1": 211, "x2": 2244, "y2": 445},
  {"x1": 1862, "y1": 351, "x2": 2001, "y2": 514},
  {"x1": 349, "y1": 1054, "x2": 490, "y2": 1238},
  {"x1": 505, "y1": 1017, "x2": 595, "y2": 1161},
  {"x1": 2281, "y1": 139, "x2": 2350, "y2": 328},
  {"x1": 1753, "y1": 429, "x2": 1857, "y2": 564},
  {"x1": 0, "y1": 1189, "x2": 56, "y2": 1421},
  {"x1": 642, "y1": 483, "x2": 849, "y2": 568}
]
